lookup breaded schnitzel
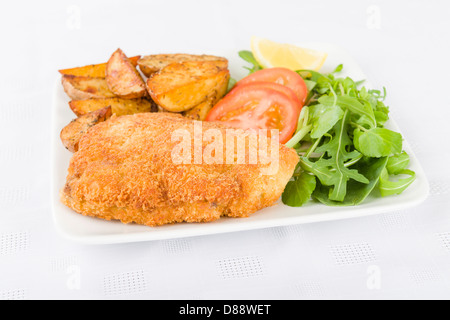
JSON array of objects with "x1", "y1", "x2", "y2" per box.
[{"x1": 60, "y1": 113, "x2": 299, "y2": 227}]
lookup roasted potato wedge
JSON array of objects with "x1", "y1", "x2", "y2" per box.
[
  {"x1": 60, "y1": 106, "x2": 112, "y2": 152},
  {"x1": 182, "y1": 72, "x2": 229, "y2": 120},
  {"x1": 138, "y1": 54, "x2": 228, "y2": 77},
  {"x1": 147, "y1": 61, "x2": 230, "y2": 112},
  {"x1": 106, "y1": 49, "x2": 147, "y2": 99},
  {"x1": 182, "y1": 97, "x2": 216, "y2": 121},
  {"x1": 69, "y1": 98, "x2": 156, "y2": 117},
  {"x1": 61, "y1": 75, "x2": 117, "y2": 100},
  {"x1": 59, "y1": 56, "x2": 140, "y2": 78}
]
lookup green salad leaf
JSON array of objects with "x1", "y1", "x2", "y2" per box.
[
  {"x1": 353, "y1": 128, "x2": 403, "y2": 157},
  {"x1": 300, "y1": 111, "x2": 369, "y2": 202},
  {"x1": 285, "y1": 106, "x2": 312, "y2": 149},
  {"x1": 238, "y1": 50, "x2": 263, "y2": 74},
  {"x1": 282, "y1": 172, "x2": 316, "y2": 207},
  {"x1": 313, "y1": 156, "x2": 388, "y2": 206},
  {"x1": 386, "y1": 151, "x2": 410, "y2": 174},
  {"x1": 309, "y1": 103, "x2": 344, "y2": 139},
  {"x1": 379, "y1": 169, "x2": 416, "y2": 197},
  {"x1": 281, "y1": 64, "x2": 415, "y2": 207},
  {"x1": 320, "y1": 95, "x2": 376, "y2": 128}
]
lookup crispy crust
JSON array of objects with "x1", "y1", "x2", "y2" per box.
[
  {"x1": 69, "y1": 98, "x2": 155, "y2": 117},
  {"x1": 60, "y1": 113, "x2": 299, "y2": 226}
]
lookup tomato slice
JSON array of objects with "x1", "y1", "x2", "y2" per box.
[
  {"x1": 206, "y1": 84, "x2": 300, "y2": 144},
  {"x1": 235, "y1": 67, "x2": 308, "y2": 104}
]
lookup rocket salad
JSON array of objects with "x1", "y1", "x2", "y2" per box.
[{"x1": 237, "y1": 51, "x2": 416, "y2": 207}]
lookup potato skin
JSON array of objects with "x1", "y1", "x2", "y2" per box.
[
  {"x1": 61, "y1": 75, "x2": 117, "y2": 100},
  {"x1": 60, "y1": 106, "x2": 112, "y2": 152},
  {"x1": 147, "y1": 61, "x2": 230, "y2": 113},
  {"x1": 69, "y1": 98, "x2": 156, "y2": 117},
  {"x1": 138, "y1": 54, "x2": 228, "y2": 77},
  {"x1": 106, "y1": 49, "x2": 147, "y2": 99},
  {"x1": 58, "y1": 56, "x2": 141, "y2": 78}
]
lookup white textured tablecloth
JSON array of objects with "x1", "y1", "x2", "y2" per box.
[{"x1": 1, "y1": 0, "x2": 449, "y2": 300}]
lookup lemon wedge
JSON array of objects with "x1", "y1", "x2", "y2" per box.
[{"x1": 251, "y1": 37, "x2": 328, "y2": 71}]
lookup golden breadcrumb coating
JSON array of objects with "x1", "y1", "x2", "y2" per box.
[{"x1": 60, "y1": 113, "x2": 299, "y2": 226}]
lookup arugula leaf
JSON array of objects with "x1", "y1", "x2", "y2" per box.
[
  {"x1": 313, "y1": 157, "x2": 388, "y2": 206},
  {"x1": 300, "y1": 111, "x2": 369, "y2": 202},
  {"x1": 333, "y1": 64, "x2": 344, "y2": 73},
  {"x1": 374, "y1": 110, "x2": 389, "y2": 126},
  {"x1": 304, "y1": 80, "x2": 317, "y2": 92},
  {"x1": 379, "y1": 168, "x2": 416, "y2": 197},
  {"x1": 309, "y1": 104, "x2": 344, "y2": 139},
  {"x1": 238, "y1": 50, "x2": 263, "y2": 74},
  {"x1": 282, "y1": 172, "x2": 316, "y2": 207},
  {"x1": 319, "y1": 95, "x2": 376, "y2": 128},
  {"x1": 386, "y1": 151, "x2": 410, "y2": 174},
  {"x1": 285, "y1": 106, "x2": 312, "y2": 148},
  {"x1": 297, "y1": 69, "x2": 330, "y2": 82},
  {"x1": 354, "y1": 128, "x2": 403, "y2": 157}
]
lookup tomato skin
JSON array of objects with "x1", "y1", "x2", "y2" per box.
[
  {"x1": 231, "y1": 81, "x2": 302, "y2": 112},
  {"x1": 235, "y1": 67, "x2": 308, "y2": 104},
  {"x1": 206, "y1": 84, "x2": 300, "y2": 144}
]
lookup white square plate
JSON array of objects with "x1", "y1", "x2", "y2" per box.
[{"x1": 51, "y1": 43, "x2": 429, "y2": 244}]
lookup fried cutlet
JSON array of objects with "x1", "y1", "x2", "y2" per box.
[{"x1": 60, "y1": 113, "x2": 299, "y2": 226}]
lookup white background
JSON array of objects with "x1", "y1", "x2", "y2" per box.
[{"x1": 1, "y1": 0, "x2": 450, "y2": 300}]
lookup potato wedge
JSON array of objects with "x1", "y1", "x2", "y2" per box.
[
  {"x1": 182, "y1": 97, "x2": 216, "y2": 121},
  {"x1": 138, "y1": 54, "x2": 228, "y2": 77},
  {"x1": 61, "y1": 75, "x2": 117, "y2": 100},
  {"x1": 69, "y1": 98, "x2": 156, "y2": 117},
  {"x1": 182, "y1": 72, "x2": 229, "y2": 120},
  {"x1": 59, "y1": 56, "x2": 140, "y2": 78},
  {"x1": 106, "y1": 49, "x2": 147, "y2": 99},
  {"x1": 60, "y1": 106, "x2": 112, "y2": 152},
  {"x1": 147, "y1": 61, "x2": 230, "y2": 112}
]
